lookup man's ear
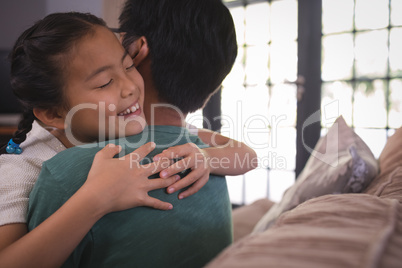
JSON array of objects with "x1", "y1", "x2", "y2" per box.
[
  {"x1": 33, "y1": 107, "x2": 66, "y2": 130},
  {"x1": 127, "y1": 36, "x2": 150, "y2": 67}
]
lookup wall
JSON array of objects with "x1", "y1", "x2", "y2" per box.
[
  {"x1": 102, "y1": 0, "x2": 126, "y2": 29},
  {"x1": 47, "y1": 0, "x2": 101, "y2": 16},
  {"x1": 0, "y1": 0, "x2": 105, "y2": 50},
  {"x1": 0, "y1": 0, "x2": 46, "y2": 50},
  {"x1": 0, "y1": 0, "x2": 111, "y2": 126}
]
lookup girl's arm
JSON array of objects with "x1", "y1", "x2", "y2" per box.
[
  {"x1": 154, "y1": 129, "x2": 258, "y2": 199},
  {"x1": 197, "y1": 128, "x2": 258, "y2": 175},
  {"x1": 0, "y1": 143, "x2": 179, "y2": 268}
]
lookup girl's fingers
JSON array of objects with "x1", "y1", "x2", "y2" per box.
[
  {"x1": 153, "y1": 143, "x2": 195, "y2": 161},
  {"x1": 141, "y1": 158, "x2": 173, "y2": 176},
  {"x1": 123, "y1": 142, "x2": 156, "y2": 162},
  {"x1": 147, "y1": 175, "x2": 181, "y2": 191},
  {"x1": 177, "y1": 174, "x2": 209, "y2": 199},
  {"x1": 143, "y1": 196, "x2": 173, "y2": 211},
  {"x1": 159, "y1": 157, "x2": 195, "y2": 178},
  {"x1": 153, "y1": 149, "x2": 179, "y2": 162},
  {"x1": 166, "y1": 169, "x2": 204, "y2": 194},
  {"x1": 96, "y1": 144, "x2": 122, "y2": 159}
]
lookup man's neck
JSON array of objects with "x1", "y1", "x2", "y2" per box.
[
  {"x1": 143, "y1": 85, "x2": 187, "y2": 128},
  {"x1": 139, "y1": 60, "x2": 188, "y2": 128},
  {"x1": 146, "y1": 104, "x2": 187, "y2": 127}
]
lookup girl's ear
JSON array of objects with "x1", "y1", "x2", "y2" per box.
[
  {"x1": 127, "y1": 36, "x2": 150, "y2": 67},
  {"x1": 33, "y1": 108, "x2": 66, "y2": 130},
  {"x1": 119, "y1": 32, "x2": 126, "y2": 44}
]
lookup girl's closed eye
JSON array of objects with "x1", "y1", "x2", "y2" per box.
[
  {"x1": 99, "y1": 79, "x2": 113, "y2": 89},
  {"x1": 126, "y1": 62, "x2": 135, "y2": 70}
]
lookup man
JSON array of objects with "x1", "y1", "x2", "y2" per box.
[{"x1": 28, "y1": 0, "x2": 238, "y2": 267}]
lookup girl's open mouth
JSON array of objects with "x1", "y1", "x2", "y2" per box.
[{"x1": 117, "y1": 102, "x2": 141, "y2": 117}]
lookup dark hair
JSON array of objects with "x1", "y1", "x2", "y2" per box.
[
  {"x1": 119, "y1": 0, "x2": 237, "y2": 114},
  {"x1": 0, "y1": 12, "x2": 106, "y2": 155}
]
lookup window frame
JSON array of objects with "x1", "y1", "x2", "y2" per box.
[{"x1": 203, "y1": 0, "x2": 323, "y2": 179}]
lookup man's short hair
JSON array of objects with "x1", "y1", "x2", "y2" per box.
[{"x1": 119, "y1": 0, "x2": 237, "y2": 114}]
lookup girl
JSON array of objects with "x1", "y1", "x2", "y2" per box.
[
  {"x1": 0, "y1": 12, "x2": 182, "y2": 267},
  {"x1": 0, "y1": 12, "x2": 256, "y2": 267}
]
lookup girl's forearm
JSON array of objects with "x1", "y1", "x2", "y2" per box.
[
  {"x1": 0, "y1": 185, "x2": 106, "y2": 268},
  {"x1": 202, "y1": 142, "x2": 257, "y2": 176},
  {"x1": 197, "y1": 129, "x2": 258, "y2": 175}
]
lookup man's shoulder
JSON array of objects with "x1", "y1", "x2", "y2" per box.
[
  {"x1": 41, "y1": 131, "x2": 147, "y2": 176},
  {"x1": 43, "y1": 144, "x2": 100, "y2": 177},
  {"x1": 149, "y1": 125, "x2": 206, "y2": 147},
  {"x1": 37, "y1": 126, "x2": 204, "y2": 188}
]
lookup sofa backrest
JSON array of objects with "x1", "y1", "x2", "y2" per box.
[{"x1": 364, "y1": 127, "x2": 402, "y2": 202}]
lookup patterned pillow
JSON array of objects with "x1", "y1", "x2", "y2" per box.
[{"x1": 253, "y1": 116, "x2": 379, "y2": 233}]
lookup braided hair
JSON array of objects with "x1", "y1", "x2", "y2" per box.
[{"x1": 0, "y1": 12, "x2": 106, "y2": 155}]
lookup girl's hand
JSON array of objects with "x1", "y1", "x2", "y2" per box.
[
  {"x1": 153, "y1": 143, "x2": 210, "y2": 200},
  {"x1": 84, "y1": 142, "x2": 180, "y2": 214}
]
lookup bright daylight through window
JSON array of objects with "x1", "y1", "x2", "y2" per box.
[{"x1": 187, "y1": 0, "x2": 402, "y2": 205}]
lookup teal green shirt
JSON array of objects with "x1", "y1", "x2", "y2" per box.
[{"x1": 28, "y1": 126, "x2": 232, "y2": 268}]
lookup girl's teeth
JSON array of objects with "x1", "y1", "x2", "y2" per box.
[{"x1": 119, "y1": 104, "x2": 139, "y2": 116}]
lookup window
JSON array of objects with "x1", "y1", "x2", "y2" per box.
[
  {"x1": 190, "y1": 0, "x2": 402, "y2": 205},
  {"x1": 221, "y1": 0, "x2": 298, "y2": 204},
  {"x1": 322, "y1": 0, "x2": 402, "y2": 158}
]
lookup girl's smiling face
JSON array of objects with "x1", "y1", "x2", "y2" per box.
[{"x1": 61, "y1": 26, "x2": 146, "y2": 144}]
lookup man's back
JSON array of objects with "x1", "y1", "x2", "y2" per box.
[{"x1": 28, "y1": 125, "x2": 232, "y2": 268}]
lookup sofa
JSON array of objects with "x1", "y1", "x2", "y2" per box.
[{"x1": 206, "y1": 118, "x2": 402, "y2": 268}]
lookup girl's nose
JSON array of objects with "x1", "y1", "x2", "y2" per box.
[{"x1": 120, "y1": 75, "x2": 137, "y2": 98}]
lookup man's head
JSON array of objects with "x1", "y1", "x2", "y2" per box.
[{"x1": 119, "y1": 0, "x2": 237, "y2": 114}]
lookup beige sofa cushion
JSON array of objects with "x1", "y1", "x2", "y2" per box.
[
  {"x1": 364, "y1": 127, "x2": 402, "y2": 202},
  {"x1": 378, "y1": 127, "x2": 402, "y2": 176},
  {"x1": 207, "y1": 194, "x2": 402, "y2": 268},
  {"x1": 232, "y1": 199, "x2": 274, "y2": 242},
  {"x1": 253, "y1": 116, "x2": 378, "y2": 233}
]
